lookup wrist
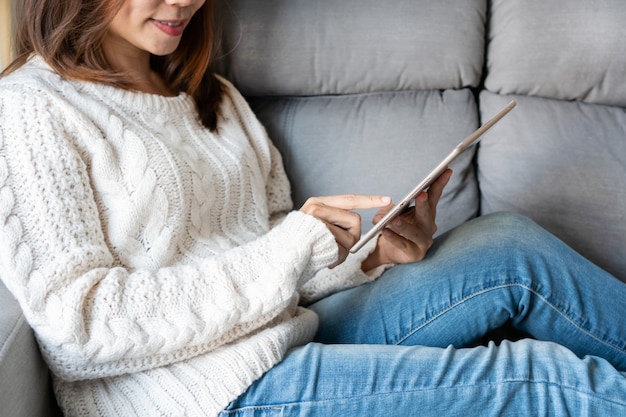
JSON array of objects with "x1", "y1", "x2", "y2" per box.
[{"x1": 361, "y1": 248, "x2": 382, "y2": 273}]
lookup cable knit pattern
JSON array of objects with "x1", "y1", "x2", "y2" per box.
[{"x1": 0, "y1": 56, "x2": 384, "y2": 417}]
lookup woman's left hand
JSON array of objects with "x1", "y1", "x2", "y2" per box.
[{"x1": 361, "y1": 169, "x2": 452, "y2": 271}]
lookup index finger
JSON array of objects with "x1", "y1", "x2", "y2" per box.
[{"x1": 313, "y1": 194, "x2": 392, "y2": 210}]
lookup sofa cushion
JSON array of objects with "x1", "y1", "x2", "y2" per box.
[
  {"x1": 486, "y1": 0, "x2": 626, "y2": 106},
  {"x1": 217, "y1": 0, "x2": 488, "y2": 236},
  {"x1": 218, "y1": 0, "x2": 487, "y2": 96},
  {"x1": 477, "y1": 91, "x2": 626, "y2": 282},
  {"x1": 0, "y1": 280, "x2": 60, "y2": 417},
  {"x1": 250, "y1": 89, "x2": 480, "y2": 236}
]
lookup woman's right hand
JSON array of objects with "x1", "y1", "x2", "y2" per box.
[{"x1": 300, "y1": 194, "x2": 392, "y2": 268}]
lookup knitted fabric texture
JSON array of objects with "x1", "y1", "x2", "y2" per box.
[{"x1": 0, "y1": 57, "x2": 380, "y2": 417}]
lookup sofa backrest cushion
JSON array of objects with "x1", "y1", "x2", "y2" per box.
[
  {"x1": 218, "y1": 0, "x2": 488, "y2": 234},
  {"x1": 249, "y1": 90, "x2": 480, "y2": 235},
  {"x1": 479, "y1": 0, "x2": 626, "y2": 281},
  {"x1": 219, "y1": 0, "x2": 487, "y2": 96},
  {"x1": 478, "y1": 92, "x2": 626, "y2": 281},
  {"x1": 486, "y1": 0, "x2": 626, "y2": 107}
]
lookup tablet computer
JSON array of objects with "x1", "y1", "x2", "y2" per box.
[{"x1": 350, "y1": 100, "x2": 517, "y2": 253}]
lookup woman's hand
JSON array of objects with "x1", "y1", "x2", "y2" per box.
[
  {"x1": 362, "y1": 169, "x2": 453, "y2": 272},
  {"x1": 300, "y1": 194, "x2": 392, "y2": 268}
]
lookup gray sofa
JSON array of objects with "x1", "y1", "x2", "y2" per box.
[{"x1": 2, "y1": 0, "x2": 625, "y2": 415}]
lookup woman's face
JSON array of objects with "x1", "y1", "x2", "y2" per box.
[{"x1": 105, "y1": 0, "x2": 206, "y2": 61}]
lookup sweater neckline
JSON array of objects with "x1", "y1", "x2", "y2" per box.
[
  {"x1": 28, "y1": 55, "x2": 197, "y2": 116},
  {"x1": 80, "y1": 80, "x2": 196, "y2": 115}
]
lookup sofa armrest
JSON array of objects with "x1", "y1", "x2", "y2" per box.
[{"x1": 0, "y1": 280, "x2": 61, "y2": 417}]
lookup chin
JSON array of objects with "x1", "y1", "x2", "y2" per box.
[
  {"x1": 151, "y1": 51, "x2": 176, "y2": 57},
  {"x1": 149, "y1": 43, "x2": 181, "y2": 57}
]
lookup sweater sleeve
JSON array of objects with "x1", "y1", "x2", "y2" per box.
[
  {"x1": 0, "y1": 85, "x2": 337, "y2": 382},
  {"x1": 299, "y1": 236, "x2": 393, "y2": 305}
]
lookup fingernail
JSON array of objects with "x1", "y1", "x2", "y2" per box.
[{"x1": 381, "y1": 196, "x2": 391, "y2": 204}]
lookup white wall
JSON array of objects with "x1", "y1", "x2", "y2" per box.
[{"x1": 0, "y1": 0, "x2": 14, "y2": 70}]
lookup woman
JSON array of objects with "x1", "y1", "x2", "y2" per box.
[{"x1": 1, "y1": 0, "x2": 625, "y2": 416}]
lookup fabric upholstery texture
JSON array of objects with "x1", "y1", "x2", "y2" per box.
[
  {"x1": 218, "y1": 0, "x2": 487, "y2": 96},
  {"x1": 480, "y1": 0, "x2": 626, "y2": 281},
  {"x1": 486, "y1": 0, "x2": 626, "y2": 106},
  {"x1": 0, "y1": 280, "x2": 58, "y2": 416},
  {"x1": 477, "y1": 92, "x2": 626, "y2": 281},
  {"x1": 218, "y1": 0, "x2": 489, "y2": 235},
  {"x1": 250, "y1": 89, "x2": 480, "y2": 235}
]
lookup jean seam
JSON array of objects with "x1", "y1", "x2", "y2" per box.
[
  {"x1": 396, "y1": 282, "x2": 626, "y2": 356},
  {"x1": 220, "y1": 405, "x2": 284, "y2": 415},
  {"x1": 223, "y1": 380, "x2": 626, "y2": 411}
]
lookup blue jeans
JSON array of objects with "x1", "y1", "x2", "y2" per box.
[{"x1": 220, "y1": 212, "x2": 626, "y2": 416}]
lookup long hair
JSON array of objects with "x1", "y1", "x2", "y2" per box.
[{"x1": 2, "y1": 0, "x2": 223, "y2": 131}]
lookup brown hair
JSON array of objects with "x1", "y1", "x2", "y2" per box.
[{"x1": 2, "y1": 0, "x2": 223, "y2": 131}]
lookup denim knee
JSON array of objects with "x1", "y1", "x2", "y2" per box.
[{"x1": 466, "y1": 211, "x2": 557, "y2": 256}]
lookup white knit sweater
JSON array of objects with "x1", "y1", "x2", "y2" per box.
[{"x1": 0, "y1": 57, "x2": 382, "y2": 417}]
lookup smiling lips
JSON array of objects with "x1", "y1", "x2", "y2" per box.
[{"x1": 151, "y1": 19, "x2": 187, "y2": 36}]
